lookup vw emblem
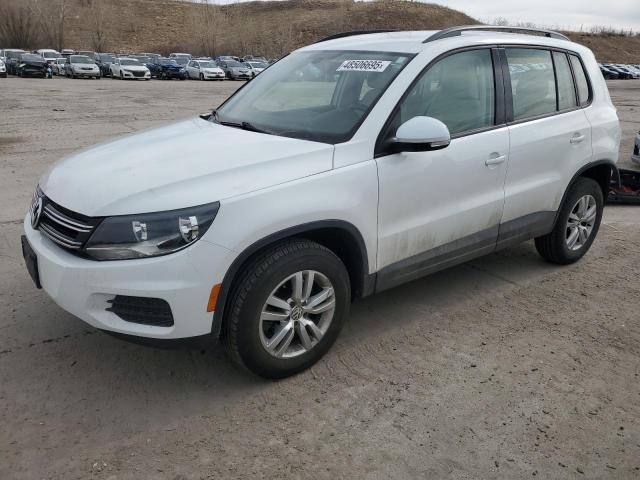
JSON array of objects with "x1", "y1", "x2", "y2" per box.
[
  {"x1": 291, "y1": 306, "x2": 303, "y2": 321},
  {"x1": 30, "y1": 194, "x2": 43, "y2": 228}
]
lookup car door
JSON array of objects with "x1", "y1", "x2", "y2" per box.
[
  {"x1": 375, "y1": 48, "x2": 509, "y2": 290},
  {"x1": 499, "y1": 48, "x2": 593, "y2": 245}
]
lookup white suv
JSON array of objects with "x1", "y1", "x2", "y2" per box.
[{"x1": 22, "y1": 27, "x2": 620, "y2": 378}]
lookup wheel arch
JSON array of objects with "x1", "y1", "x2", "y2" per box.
[
  {"x1": 553, "y1": 159, "x2": 619, "y2": 228},
  {"x1": 211, "y1": 220, "x2": 374, "y2": 338}
]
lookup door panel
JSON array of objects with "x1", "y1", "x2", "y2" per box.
[
  {"x1": 502, "y1": 110, "x2": 592, "y2": 223},
  {"x1": 376, "y1": 127, "x2": 509, "y2": 271},
  {"x1": 375, "y1": 47, "x2": 508, "y2": 280}
]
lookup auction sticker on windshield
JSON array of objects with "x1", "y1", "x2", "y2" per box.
[{"x1": 337, "y1": 60, "x2": 391, "y2": 72}]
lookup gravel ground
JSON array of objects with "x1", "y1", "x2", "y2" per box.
[{"x1": 0, "y1": 77, "x2": 639, "y2": 480}]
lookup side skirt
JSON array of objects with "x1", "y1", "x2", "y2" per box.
[{"x1": 375, "y1": 211, "x2": 555, "y2": 293}]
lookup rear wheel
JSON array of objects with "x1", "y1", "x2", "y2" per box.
[
  {"x1": 224, "y1": 239, "x2": 350, "y2": 379},
  {"x1": 200, "y1": 73, "x2": 204, "y2": 81},
  {"x1": 535, "y1": 177, "x2": 603, "y2": 265}
]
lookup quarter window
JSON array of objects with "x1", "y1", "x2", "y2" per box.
[
  {"x1": 391, "y1": 49, "x2": 495, "y2": 136},
  {"x1": 506, "y1": 48, "x2": 556, "y2": 120},
  {"x1": 570, "y1": 55, "x2": 590, "y2": 105},
  {"x1": 553, "y1": 52, "x2": 577, "y2": 110}
]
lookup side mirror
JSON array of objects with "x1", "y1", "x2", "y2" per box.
[{"x1": 389, "y1": 116, "x2": 451, "y2": 153}]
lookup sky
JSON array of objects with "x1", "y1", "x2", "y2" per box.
[
  {"x1": 208, "y1": 0, "x2": 640, "y2": 32},
  {"x1": 426, "y1": 0, "x2": 640, "y2": 32}
]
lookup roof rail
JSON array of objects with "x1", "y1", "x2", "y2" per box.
[
  {"x1": 314, "y1": 30, "x2": 397, "y2": 44},
  {"x1": 423, "y1": 25, "x2": 570, "y2": 43}
]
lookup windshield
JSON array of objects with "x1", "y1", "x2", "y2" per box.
[
  {"x1": 131, "y1": 56, "x2": 150, "y2": 63},
  {"x1": 119, "y1": 59, "x2": 140, "y2": 66},
  {"x1": 21, "y1": 54, "x2": 41, "y2": 61},
  {"x1": 199, "y1": 61, "x2": 217, "y2": 68},
  {"x1": 249, "y1": 62, "x2": 268, "y2": 68},
  {"x1": 99, "y1": 54, "x2": 114, "y2": 62},
  {"x1": 159, "y1": 58, "x2": 177, "y2": 66},
  {"x1": 216, "y1": 50, "x2": 412, "y2": 144},
  {"x1": 174, "y1": 57, "x2": 189, "y2": 66},
  {"x1": 225, "y1": 60, "x2": 243, "y2": 67},
  {"x1": 42, "y1": 51, "x2": 59, "y2": 58},
  {"x1": 71, "y1": 55, "x2": 93, "y2": 64}
]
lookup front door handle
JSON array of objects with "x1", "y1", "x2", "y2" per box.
[
  {"x1": 485, "y1": 154, "x2": 507, "y2": 167},
  {"x1": 570, "y1": 133, "x2": 586, "y2": 144}
]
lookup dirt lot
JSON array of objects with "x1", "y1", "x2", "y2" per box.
[{"x1": 0, "y1": 77, "x2": 639, "y2": 480}]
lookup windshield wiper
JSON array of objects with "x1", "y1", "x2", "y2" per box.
[{"x1": 220, "y1": 119, "x2": 272, "y2": 135}]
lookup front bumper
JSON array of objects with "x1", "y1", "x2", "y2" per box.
[
  {"x1": 204, "y1": 73, "x2": 225, "y2": 80},
  {"x1": 122, "y1": 70, "x2": 151, "y2": 79},
  {"x1": 73, "y1": 70, "x2": 100, "y2": 77},
  {"x1": 23, "y1": 216, "x2": 236, "y2": 339}
]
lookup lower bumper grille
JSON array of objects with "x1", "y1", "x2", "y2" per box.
[{"x1": 106, "y1": 295, "x2": 174, "y2": 327}]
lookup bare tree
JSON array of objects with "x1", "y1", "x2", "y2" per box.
[
  {"x1": 89, "y1": 0, "x2": 109, "y2": 51},
  {"x1": 0, "y1": 1, "x2": 42, "y2": 48},
  {"x1": 193, "y1": 0, "x2": 222, "y2": 57},
  {"x1": 28, "y1": 0, "x2": 68, "y2": 51}
]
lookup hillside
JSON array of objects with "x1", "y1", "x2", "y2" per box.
[{"x1": 2, "y1": 0, "x2": 639, "y2": 62}]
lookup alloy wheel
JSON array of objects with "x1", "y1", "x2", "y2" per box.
[
  {"x1": 566, "y1": 194, "x2": 597, "y2": 251},
  {"x1": 259, "y1": 270, "x2": 336, "y2": 359}
]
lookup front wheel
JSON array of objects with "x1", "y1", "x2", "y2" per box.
[
  {"x1": 535, "y1": 177, "x2": 604, "y2": 265},
  {"x1": 224, "y1": 239, "x2": 350, "y2": 379}
]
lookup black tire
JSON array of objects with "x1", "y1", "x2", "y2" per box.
[
  {"x1": 223, "y1": 239, "x2": 350, "y2": 379},
  {"x1": 200, "y1": 73, "x2": 204, "y2": 81},
  {"x1": 535, "y1": 177, "x2": 604, "y2": 265}
]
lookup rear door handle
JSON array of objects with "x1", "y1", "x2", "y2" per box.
[
  {"x1": 485, "y1": 154, "x2": 507, "y2": 167},
  {"x1": 570, "y1": 133, "x2": 586, "y2": 144}
]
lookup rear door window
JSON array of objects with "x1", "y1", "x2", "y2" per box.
[
  {"x1": 553, "y1": 51, "x2": 577, "y2": 110},
  {"x1": 570, "y1": 55, "x2": 590, "y2": 105},
  {"x1": 505, "y1": 48, "x2": 556, "y2": 121}
]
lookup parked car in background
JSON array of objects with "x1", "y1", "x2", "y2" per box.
[
  {"x1": 4, "y1": 49, "x2": 27, "y2": 75},
  {"x1": 599, "y1": 64, "x2": 619, "y2": 79},
  {"x1": 110, "y1": 57, "x2": 151, "y2": 80},
  {"x1": 242, "y1": 55, "x2": 268, "y2": 64},
  {"x1": 140, "y1": 52, "x2": 161, "y2": 63},
  {"x1": 60, "y1": 49, "x2": 75, "y2": 58},
  {"x1": 95, "y1": 53, "x2": 115, "y2": 77},
  {"x1": 16, "y1": 53, "x2": 47, "y2": 77},
  {"x1": 186, "y1": 59, "x2": 225, "y2": 80},
  {"x1": 0, "y1": 59, "x2": 6, "y2": 78},
  {"x1": 51, "y1": 58, "x2": 67, "y2": 75},
  {"x1": 605, "y1": 64, "x2": 633, "y2": 79},
  {"x1": 613, "y1": 64, "x2": 639, "y2": 79},
  {"x1": 155, "y1": 57, "x2": 186, "y2": 80},
  {"x1": 65, "y1": 55, "x2": 100, "y2": 79},
  {"x1": 218, "y1": 59, "x2": 251, "y2": 80},
  {"x1": 216, "y1": 55, "x2": 241, "y2": 63},
  {"x1": 632, "y1": 131, "x2": 640, "y2": 166},
  {"x1": 245, "y1": 60, "x2": 268, "y2": 77},
  {"x1": 77, "y1": 50, "x2": 96, "y2": 59},
  {"x1": 36, "y1": 49, "x2": 61, "y2": 66}
]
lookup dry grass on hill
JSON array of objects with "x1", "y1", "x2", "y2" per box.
[{"x1": 1, "y1": 0, "x2": 638, "y2": 62}]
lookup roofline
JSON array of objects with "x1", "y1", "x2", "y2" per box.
[
  {"x1": 314, "y1": 30, "x2": 398, "y2": 44},
  {"x1": 424, "y1": 25, "x2": 570, "y2": 43}
]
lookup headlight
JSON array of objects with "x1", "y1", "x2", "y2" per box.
[{"x1": 84, "y1": 202, "x2": 220, "y2": 260}]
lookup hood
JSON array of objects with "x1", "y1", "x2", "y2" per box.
[
  {"x1": 40, "y1": 118, "x2": 334, "y2": 217},
  {"x1": 121, "y1": 65, "x2": 147, "y2": 71},
  {"x1": 74, "y1": 63, "x2": 98, "y2": 68},
  {"x1": 202, "y1": 68, "x2": 223, "y2": 73}
]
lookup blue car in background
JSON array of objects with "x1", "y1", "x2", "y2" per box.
[{"x1": 152, "y1": 57, "x2": 187, "y2": 80}]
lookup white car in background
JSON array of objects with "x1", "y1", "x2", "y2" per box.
[
  {"x1": 36, "y1": 49, "x2": 61, "y2": 66},
  {"x1": 186, "y1": 59, "x2": 225, "y2": 80},
  {"x1": 51, "y1": 58, "x2": 66, "y2": 75},
  {"x1": 110, "y1": 58, "x2": 151, "y2": 80},
  {"x1": 0, "y1": 59, "x2": 6, "y2": 77},
  {"x1": 245, "y1": 60, "x2": 268, "y2": 77},
  {"x1": 65, "y1": 55, "x2": 101, "y2": 79}
]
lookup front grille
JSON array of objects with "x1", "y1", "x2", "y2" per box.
[
  {"x1": 35, "y1": 194, "x2": 99, "y2": 252},
  {"x1": 131, "y1": 71, "x2": 145, "y2": 77},
  {"x1": 106, "y1": 295, "x2": 174, "y2": 327}
]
